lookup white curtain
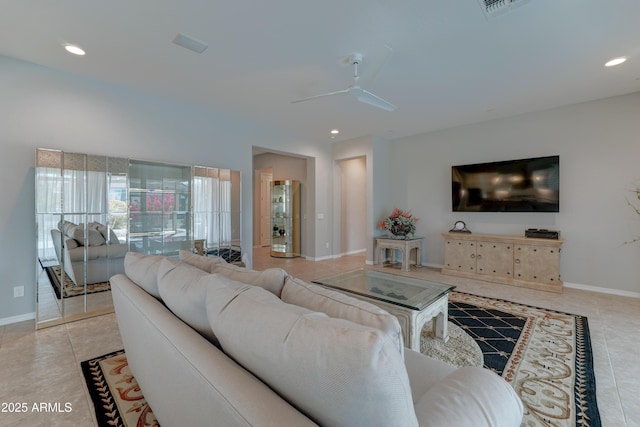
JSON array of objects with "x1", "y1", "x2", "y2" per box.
[
  {"x1": 61, "y1": 169, "x2": 107, "y2": 214},
  {"x1": 36, "y1": 167, "x2": 107, "y2": 261},
  {"x1": 192, "y1": 176, "x2": 231, "y2": 248},
  {"x1": 36, "y1": 167, "x2": 62, "y2": 261}
]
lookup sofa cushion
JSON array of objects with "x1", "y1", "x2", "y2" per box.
[
  {"x1": 89, "y1": 222, "x2": 120, "y2": 244},
  {"x1": 157, "y1": 258, "x2": 250, "y2": 345},
  {"x1": 210, "y1": 286, "x2": 418, "y2": 427},
  {"x1": 69, "y1": 225, "x2": 105, "y2": 246},
  {"x1": 210, "y1": 262, "x2": 287, "y2": 297},
  {"x1": 67, "y1": 243, "x2": 128, "y2": 262},
  {"x1": 178, "y1": 250, "x2": 227, "y2": 272},
  {"x1": 281, "y1": 276, "x2": 404, "y2": 354},
  {"x1": 123, "y1": 252, "x2": 165, "y2": 299},
  {"x1": 413, "y1": 366, "x2": 523, "y2": 427},
  {"x1": 64, "y1": 236, "x2": 79, "y2": 250},
  {"x1": 58, "y1": 220, "x2": 77, "y2": 236}
]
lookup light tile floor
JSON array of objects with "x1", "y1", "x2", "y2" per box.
[{"x1": 1, "y1": 247, "x2": 638, "y2": 426}]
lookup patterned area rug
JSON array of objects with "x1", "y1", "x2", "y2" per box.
[
  {"x1": 449, "y1": 291, "x2": 600, "y2": 427},
  {"x1": 81, "y1": 350, "x2": 158, "y2": 427},
  {"x1": 82, "y1": 292, "x2": 600, "y2": 427},
  {"x1": 45, "y1": 265, "x2": 111, "y2": 299},
  {"x1": 421, "y1": 321, "x2": 484, "y2": 368}
]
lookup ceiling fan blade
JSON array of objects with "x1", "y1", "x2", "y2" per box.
[
  {"x1": 291, "y1": 88, "x2": 350, "y2": 104},
  {"x1": 354, "y1": 88, "x2": 397, "y2": 111}
]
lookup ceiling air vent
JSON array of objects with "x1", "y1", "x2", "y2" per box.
[
  {"x1": 479, "y1": 0, "x2": 531, "y2": 18},
  {"x1": 172, "y1": 33, "x2": 208, "y2": 54}
]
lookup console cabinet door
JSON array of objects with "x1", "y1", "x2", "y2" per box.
[
  {"x1": 514, "y1": 245, "x2": 561, "y2": 284},
  {"x1": 476, "y1": 241, "x2": 514, "y2": 279},
  {"x1": 444, "y1": 239, "x2": 477, "y2": 272}
]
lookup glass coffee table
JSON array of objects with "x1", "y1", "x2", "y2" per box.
[{"x1": 313, "y1": 269, "x2": 455, "y2": 352}]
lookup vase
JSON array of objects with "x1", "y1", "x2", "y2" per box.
[{"x1": 389, "y1": 225, "x2": 410, "y2": 239}]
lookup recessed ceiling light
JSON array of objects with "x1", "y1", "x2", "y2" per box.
[
  {"x1": 330, "y1": 129, "x2": 339, "y2": 134},
  {"x1": 64, "y1": 44, "x2": 86, "y2": 56},
  {"x1": 605, "y1": 57, "x2": 626, "y2": 67}
]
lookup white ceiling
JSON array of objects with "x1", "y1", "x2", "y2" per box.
[{"x1": 2, "y1": 0, "x2": 639, "y2": 143}]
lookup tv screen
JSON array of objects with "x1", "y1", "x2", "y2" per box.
[{"x1": 452, "y1": 156, "x2": 559, "y2": 212}]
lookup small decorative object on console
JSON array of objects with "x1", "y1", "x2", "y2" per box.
[
  {"x1": 378, "y1": 208, "x2": 419, "y2": 239},
  {"x1": 525, "y1": 228, "x2": 560, "y2": 239},
  {"x1": 449, "y1": 220, "x2": 471, "y2": 233}
]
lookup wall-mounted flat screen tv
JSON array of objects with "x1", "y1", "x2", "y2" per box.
[{"x1": 452, "y1": 155, "x2": 559, "y2": 212}]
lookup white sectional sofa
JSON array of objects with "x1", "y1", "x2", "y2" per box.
[
  {"x1": 110, "y1": 251, "x2": 523, "y2": 427},
  {"x1": 51, "y1": 221, "x2": 126, "y2": 285}
]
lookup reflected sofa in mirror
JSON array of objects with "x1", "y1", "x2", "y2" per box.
[
  {"x1": 35, "y1": 149, "x2": 242, "y2": 329},
  {"x1": 35, "y1": 149, "x2": 128, "y2": 328}
]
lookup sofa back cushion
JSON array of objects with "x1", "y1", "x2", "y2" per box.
[
  {"x1": 69, "y1": 224, "x2": 106, "y2": 246},
  {"x1": 123, "y1": 252, "x2": 165, "y2": 299},
  {"x1": 89, "y1": 221, "x2": 120, "y2": 244},
  {"x1": 178, "y1": 250, "x2": 227, "y2": 272},
  {"x1": 209, "y1": 285, "x2": 418, "y2": 427},
  {"x1": 210, "y1": 262, "x2": 287, "y2": 297},
  {"x1": 281, "y1": 276, "x2": 404, "y2": 355},
  {"x1": 58, "y1": 220, "x2": 77, "y2": 236},
  {"x1": 157, "y1": 258, "x2": 250, "y2": 345}
]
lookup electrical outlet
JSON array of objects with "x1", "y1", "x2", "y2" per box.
[
  {"x1": 325, "y1": 242, "x2": 329, "y2": 249},
  {"x1": 13, "y1": 286, "x2": 24, "y2": 298}
]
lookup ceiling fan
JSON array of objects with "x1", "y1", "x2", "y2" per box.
[{"x1": 291, "y1": 49, "x2": 397, "y2": 112}]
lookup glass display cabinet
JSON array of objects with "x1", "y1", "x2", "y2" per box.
[{"x1": 270, "y1": 180, "x2": 300, "y2": 258}]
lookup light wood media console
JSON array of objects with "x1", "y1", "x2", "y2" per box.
[{"x1": 441, "y1": 232, "x2": 563, "y2": 293}]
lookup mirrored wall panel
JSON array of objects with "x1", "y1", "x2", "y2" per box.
[
  {"x1": 129, "y1": 160, "x2": 192, "y2": 256},
  {"x1": 192, "y1": 167, "x2": 242, "y2": 263},
  {"x1": 35, "y1": 149, "x2": 241, "y2": 329},
  {"x1": 36, "y1": 150, "x2": 127, "y2": 327}
]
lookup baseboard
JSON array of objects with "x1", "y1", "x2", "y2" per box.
[
  {"x1": 342, "y1": 248, "x2": 367, "y2": 256},
  {"x1": 0, "y1": 312, "x2": 35, "y2": 326},
  {"x1": 563, "y1": 281, "x2": 640, "y2": 299},
  {"x1": 305, "y1": 255, "x2": 333, "y2": 261},
  {"x1": 306, "y1": 248, "x2": 366, "y2": 262}
]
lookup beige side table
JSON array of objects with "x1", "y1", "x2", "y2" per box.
[{"x1": 376, "y1": 237, "x2": 423, "y2": 272}]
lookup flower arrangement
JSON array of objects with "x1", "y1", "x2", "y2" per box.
[{"x1": 378, "y1": 208, "x2": 419, "y2": 238}]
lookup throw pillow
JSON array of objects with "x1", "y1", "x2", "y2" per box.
[
  {"x1": 210, "y1": 286, "x2": 418, "y2": 427},
  {"x1": 178, "y1": 250, "x2": 227, "y2": 272},
  {"x1": 58, "y1": 220, "x2": 77, "y2": 236},
  {"x1": 281, "y1": 276, "x2": 404, "y2": 354},
  {"x1": 89, "y1": 222, "x2": 120, "y2": 244},
  {"x1": 123, "y1": 252, "x2": 165, "y2": 299},
  {"x1": 210, "y1": 262, "x2": 287, "y2": 297},
  {"x1": 70, "y1": 225, "x2": 105, "y2": 246}
]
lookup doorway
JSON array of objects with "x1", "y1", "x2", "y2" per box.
[{"x1": 337, "y1": 156, "x2": 367, "y2": 255}]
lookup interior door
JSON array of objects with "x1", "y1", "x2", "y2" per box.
[{"x1": 260, "y1": 171, "x2": 272, "y2": 246}]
